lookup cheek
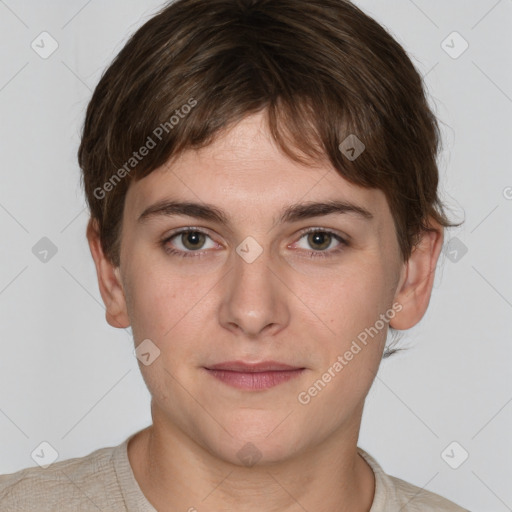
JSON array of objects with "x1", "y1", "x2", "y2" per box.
[
  {"x1": 124, "y1": 260, "x2": 218, "y2": 349},
  {"x1": 300, "y1": 263, "x2": 389, "y2": 338},
  {"x1": 122, "y1": 262, "x2": 180, "y2": 342},
  {"x1": 302, "y1": 268, "x2": 395, "y2": 397},
  {"x1": 296, "y1": 272, "x2": 391, "y2": 417}
]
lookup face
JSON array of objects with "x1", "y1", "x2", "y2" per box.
[{"x1": 110, "y1": 112, "x2": 408, "y2": 465}]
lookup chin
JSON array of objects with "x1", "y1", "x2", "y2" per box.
[
  {"x1": 215, "y1": 439, "x2": 301, "y2": 468},
  {"x1": 205, "y1": 416, "x2": 307, "y2": 467}
]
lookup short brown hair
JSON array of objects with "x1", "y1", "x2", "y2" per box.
[{"x1": 78, "y1": 0, "x2": 461, "y2": 355}]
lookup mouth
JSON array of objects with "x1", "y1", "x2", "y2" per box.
[{"x1": 203, "y1": 361, "x2": 306, "y2": 391}]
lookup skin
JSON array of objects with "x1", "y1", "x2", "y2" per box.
[{"x1": 87, "y1": 111, "x2": 444, "y2": 512}]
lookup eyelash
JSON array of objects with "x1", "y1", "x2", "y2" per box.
[{"x1": 161, "y1": 227, "x2": 348, "y2": 260}]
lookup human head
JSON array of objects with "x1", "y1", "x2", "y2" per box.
[{"x1": 80, "y1": 0, "x2": 459, "y2": 467}]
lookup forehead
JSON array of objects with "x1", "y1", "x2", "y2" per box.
[{"x1": 125, "y1": 112, "x2": 390, "y2": 224}]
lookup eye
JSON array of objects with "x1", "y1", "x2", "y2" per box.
[
  {"x1": 293, "y1": 228, "x2": 348, "y2": 258},
  {"x1": 161, "y1": 227, "x2": 348, "y2": 259},
  {"x1": 162, "y1": 228, "x2": 217, "y2": 258}
]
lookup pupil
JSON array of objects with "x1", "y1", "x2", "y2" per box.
[
  {"x1": 184, "y1": 232, "x2": 203, "y2": 249},
  {"x1": 310, "y1": 232, "x2": 330, "y2": 250}
]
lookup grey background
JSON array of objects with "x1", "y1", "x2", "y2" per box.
[{"x1": 0, "y1": 1, "x2": 511, "y2": 510}]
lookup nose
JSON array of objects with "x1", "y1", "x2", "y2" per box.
[{"x1": 218, "y1": 246, "x2": 290, "y2": 338}]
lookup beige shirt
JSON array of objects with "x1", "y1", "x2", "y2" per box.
[{"x1": 0, "y1": 431, "x2": 469, "y2": 511}]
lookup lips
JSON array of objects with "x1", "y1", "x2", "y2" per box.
[
  {"x1": 203, "y1": 361, "x2": 305, "y2": 390},
  {"x1": 205, "y1": 361, "x2": 303, "y2": 372}
]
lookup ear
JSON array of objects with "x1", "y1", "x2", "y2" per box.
[
  {"x1": 390, "y1": 220, "x2": 444, "y2": 330},
  {"x1": 86, "y1": 218, "x2": 130, "y2": 329}
]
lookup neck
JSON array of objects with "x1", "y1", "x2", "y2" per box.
[{"x1": 128, "y1": 416, "x2": 375, "y2": 512}]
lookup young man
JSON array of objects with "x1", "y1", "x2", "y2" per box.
[{"x1": 0, "y1": 0, "x2": 469, "y2": 510}]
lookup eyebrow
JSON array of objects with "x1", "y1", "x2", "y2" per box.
[{"x1": 137, "y1": 199, "x2": 374, "y2": 227}]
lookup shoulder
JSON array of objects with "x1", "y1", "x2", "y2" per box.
[
  {"x1": 0, "y1": 443, "x2": 123, "y2": 512},
  {"x1": 388, "y1": 474, "x2": 470, "y2": 511},
  {"x1": 357, "y1": 447, "x2": 470, "y2": 512}
]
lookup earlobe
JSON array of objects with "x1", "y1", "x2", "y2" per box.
[
  {"x1": 86, "y1": 218, "x2": 131, "y2": 329},
  {"x1": 389, "y1": 223, "x2": 444, "y2": 330}
]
